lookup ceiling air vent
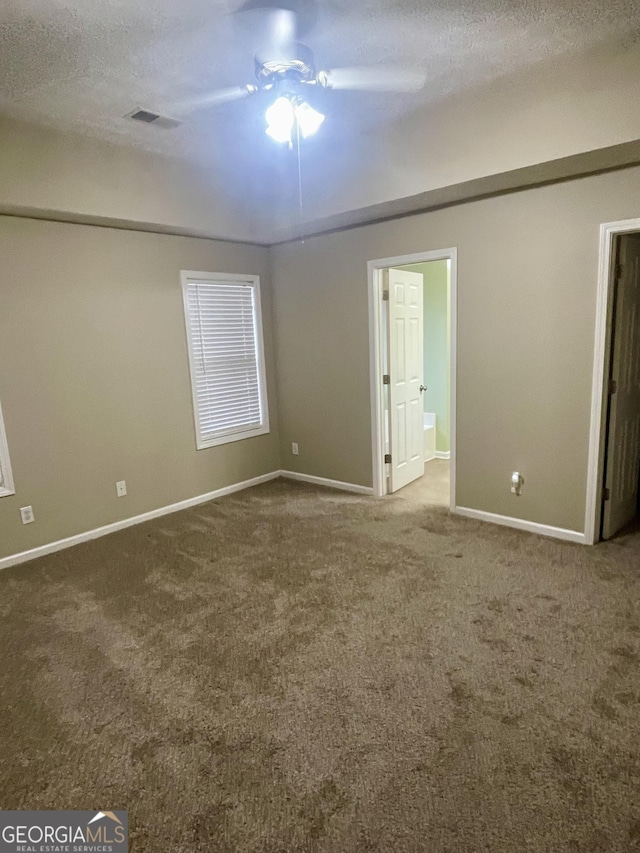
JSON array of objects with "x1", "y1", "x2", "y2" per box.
[{"x1": 125, "y1": 108, "x2": 181, "y2": 129}]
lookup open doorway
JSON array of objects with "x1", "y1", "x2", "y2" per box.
[
  {"x1": 587, "y1": 222, "x2": 640, "y2": 542},
  {"x1": 368, "y1": 249, "x2": 457, "y2": 507}
]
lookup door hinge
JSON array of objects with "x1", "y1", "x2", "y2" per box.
[
  {"x1": 383, "y1": 374, "x2": 390, "y2": 385},
  {"x1": 384, "y1": 453, "x2": 392, "y2": 464},
  {"x1": 382, "y1": 290, "x2": 389, "y2": 301},
  {"x1": 615, "y1": 263, "x2": 625, "y2": 281},
  {"x1": 603, "y1": 486, "x2": 611, "y2": 502},
  {"x1": 609, "y1": 379, "x2": 618, "y2": 395}
]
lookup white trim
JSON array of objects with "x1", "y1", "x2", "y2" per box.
[
  {"x1": 368, "y1": 262, "x2": 386, "y2": 498},
  {"x1": 368, "y1": 248, "x2": 457, "y2": 510},
  {"x1": 434, "y1": 451, "x2": 451, "y2": 460},
  {"x1": 449, "y1": 253, "x2": 457, "y2": 512},
  {"x1": 0, "y1": 399, "x2": 15, "y2": 498},
  {"x1": 585, "y1": 218, "x2": 640, "y2": 544},
  {"x1": 180, "y1": 270, "x2": 270, "y2": 450},
  {"x1": 0, "y1": 471, "x2": 280, "y2": 572},
  {"x1": 455, "y1": 506, "x2": 586, "y2": 544},
  {"x1": 279, "y1": 470, "x2": 374, "y2": 495}
]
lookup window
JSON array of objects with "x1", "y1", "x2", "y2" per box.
[
  {"x1": 0, "y1": 399, "x2": 15, "y2": 498},
  {"x1": 181, "y1": 272, "x2": 270, "y2": 449}
]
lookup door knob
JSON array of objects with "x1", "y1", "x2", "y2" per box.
[{"x1": 419, "y1": 385, "x2": 428, "y2": 392}]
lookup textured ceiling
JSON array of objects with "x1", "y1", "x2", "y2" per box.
[{"x1": 1, "y1": 0, "x2": 640, "y2": 211}]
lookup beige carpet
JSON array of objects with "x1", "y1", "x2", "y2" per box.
[{"x1": 1, "y1": 478, "x2": 639, "y2": 852}]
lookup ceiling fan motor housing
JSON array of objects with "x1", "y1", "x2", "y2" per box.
[{"x1": 254, "y1": 42, "x2": 318, "y2": 88}]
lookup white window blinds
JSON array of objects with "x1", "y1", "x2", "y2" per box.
[
  {"x1": 182, "y1": 275, "x2": 269, "y2": 449},
  {"x1": 0, "y1": 400, "x2": 15, "y2": 498}
]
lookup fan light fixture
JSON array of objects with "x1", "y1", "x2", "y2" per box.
[{"x1": 265, "y1": 95, "x2": 324, "y2": 144}]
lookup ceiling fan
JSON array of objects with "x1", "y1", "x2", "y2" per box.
[{"x1": 172, "y1": 0, "x2": 427, "y2": 145}]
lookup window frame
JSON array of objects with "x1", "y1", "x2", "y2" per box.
[
  {"x1": 181, "y1": 270, "x2": 270, "y2": 450},
  {"x1": 0, "y1": 399, "x2": 15, "y2": 498}
]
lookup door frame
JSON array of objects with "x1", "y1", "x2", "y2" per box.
[
  {"x1": 368, "y1": 248, "x2": 458, "y2": 505},
  {"x1": 585, "y1": 218, "x2": 640, "y2": 544}
]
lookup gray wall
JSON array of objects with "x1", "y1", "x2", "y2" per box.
[
  {"x1": 271, "y1": 166, "x2": 640, "y2": 534},
  {"x1": 0, "y1": 217, "x2": 279, "y2": 560},
  {"x1": 4, "y1": 164, "x2": 640, "y2": 557}
]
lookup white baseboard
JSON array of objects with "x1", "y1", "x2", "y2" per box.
[
  {"x1": 0, "y1": 474, "x2": 587, "y2": 572},
  {"x1": 279, "y1": 470, "x2": 374, "y2": 495},
  {"x1": 435, "y1": 451, "x2": 451, "y2": 459},
  {"x1": 454, "y1": 506, "x2": 586, "y2": 544},
  {"x1": 0, "y1": 471, "x2": 281, "y2": 572}
]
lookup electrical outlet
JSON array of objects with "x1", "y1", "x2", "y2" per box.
[
  {"x1": 116, "y1": 480, "x2": 127, "y2": 497},
  {"x1": 20, "y1": 506, "x2": 35, "y2": 525},
  {"x1": 292, "y1": 442, "x2": 299, "y2": 455}
]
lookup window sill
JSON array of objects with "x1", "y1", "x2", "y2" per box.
[{"x1": 196, "y1": 425, "x2": 270, "y2": 450}]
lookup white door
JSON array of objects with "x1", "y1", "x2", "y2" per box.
[
  {"x1": 387, "y1": 268, "x2": 425, "y2": 492},
  {"x1": 602, "y1": 234, "x2": 640, "y2": 539}
]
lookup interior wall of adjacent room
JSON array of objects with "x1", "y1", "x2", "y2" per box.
[
  {"x1": 0, "y1": 216, "x2": 279, "y2": 561},
  {"x1": 403, "y1": 260, "x2": 451, "y2": 454},
  {"x1": 270, "y1": 165, "x2": 640, "y2": 534}
]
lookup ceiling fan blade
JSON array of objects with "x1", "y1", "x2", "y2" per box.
[
  {"x1": 324, "y1": 66, "x2": 427, "y2": 93},
  {"x1": 169, "y1": 86, "x2": 252, "y2": 116}
]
